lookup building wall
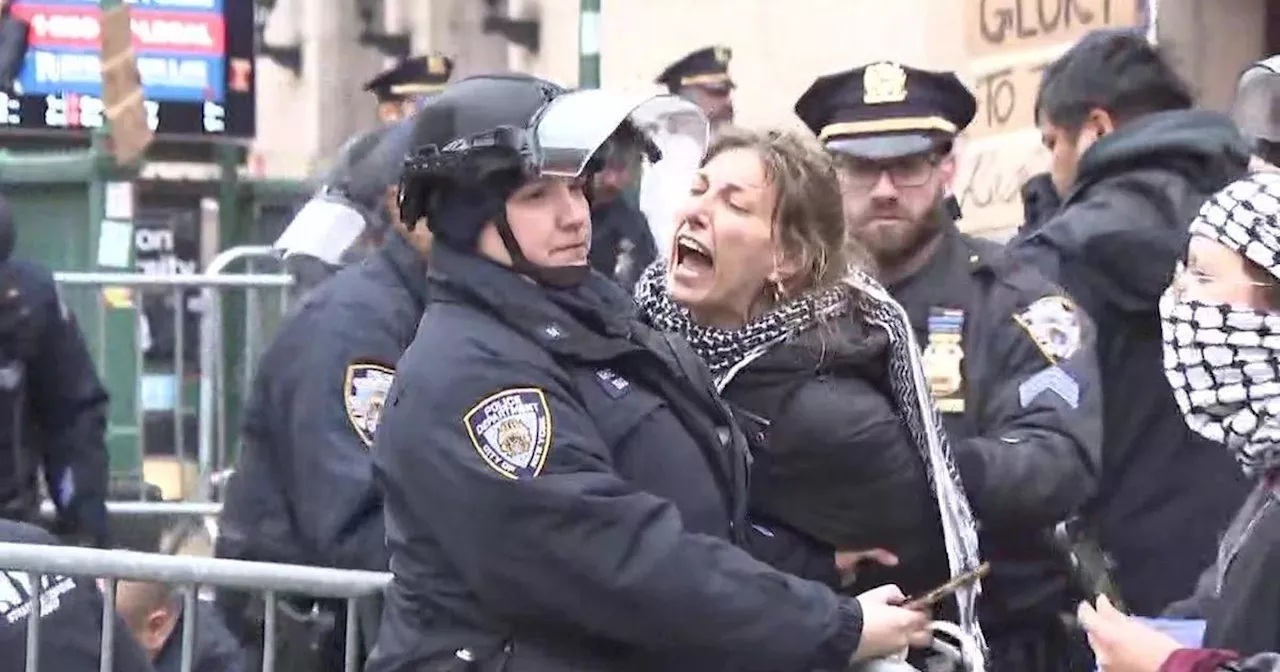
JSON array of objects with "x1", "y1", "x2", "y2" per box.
[{"x1": 246, "y1": 0, "x2": 1275, "y2": 233}]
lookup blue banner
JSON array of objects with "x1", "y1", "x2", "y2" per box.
[{"x1": 19, "y1": 49, "x2": 225, "y2": 102}]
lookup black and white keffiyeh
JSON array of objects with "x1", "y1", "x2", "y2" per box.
[
  {"x1": 634, "y1": 262, "x2": 987, "y2": 663},
  {"x1": 1161, "y1": 172, "x2": 1280, "y2": 475}
]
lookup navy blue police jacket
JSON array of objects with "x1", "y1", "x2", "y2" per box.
[
  {"x1": 889, "y1": 223, "x2": 1104, "y2": 625},
  {"x1": 0, "y1": 259, "x2": 110, "y2": 547},
  {"x1": 218, "y1": 231, "x2": 428, "y2": 574},
  {"x1": 365, "y1": 244, "x2": 864, "y2": 672},
  {"x1": 0, "y1": 519, "x2": 154, "y2": 671}
]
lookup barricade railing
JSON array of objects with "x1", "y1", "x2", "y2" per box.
[
  {"x1": 0, "y1": 541, "x2": 391, "y2": 672},
  {"x1": 54, "y1": 246, "x2": 292, "y2": 502}
]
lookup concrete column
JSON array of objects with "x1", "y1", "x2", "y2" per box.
[{"x1": 1158, "y1": 0, "x2": 1267, "y2": 111}]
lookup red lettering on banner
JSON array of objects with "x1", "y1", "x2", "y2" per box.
[{"x1": 11, "y1": 5, "x2": 224, "y2": 55}]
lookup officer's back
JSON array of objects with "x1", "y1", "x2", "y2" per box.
[{"x1": 0, "y1": 519, "x2": 155, "y2": 671}]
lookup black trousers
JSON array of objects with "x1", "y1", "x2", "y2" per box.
[{"x1": 986, "y1": 617, "x2": 1095, "y2": 672}]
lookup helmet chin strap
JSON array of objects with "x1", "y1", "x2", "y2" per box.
[{"x1": 491, "y1": 207, "x2": 590, "y2": 289}]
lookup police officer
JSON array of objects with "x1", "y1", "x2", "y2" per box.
[
  {"x1": 642, "y1": 46, "x2": 735, "y2": 261},
  {"x1": 363, "y1": 53, "x2": 454, "y2": 124},
  {"x1": 216, "y1": 116, "x2": 427, "y2": 670},
  {"x1": 366, "y1": 73, "x2": 931, "y2": 672},
  {"x1": 0, "y1": 519, "x2": 153, "y2": 671},
  {"x1": 794, "y1": 63, "x2": 1104, "y2": 671},
  {"x1": 274, "y1": 121, "x2": 414, "y2": 299},
  {"x1": 0, "y1": 196, "x2": 110, "y2": 548},
  {"x1": 1233, "y1": 55, "x2": 1280, "y2": 170}
]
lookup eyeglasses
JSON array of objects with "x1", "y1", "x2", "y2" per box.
[{"x1": 837, "y1": 154, "x2": 940, "y2": 190}]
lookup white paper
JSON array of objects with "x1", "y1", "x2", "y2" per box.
[
  {"x1": 104, "y1": 182, "x2": 134, "y2": 220},
  {"x1": 96, "y1": 218, "x2": 134, "y2": 268}
]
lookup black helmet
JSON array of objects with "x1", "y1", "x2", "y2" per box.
[
  {"x1": 322, "y1": 123, "x2": 414, "y2": 234},
  {"x1": 399, "y1": 74, "x2": 708, "y2": 287}
]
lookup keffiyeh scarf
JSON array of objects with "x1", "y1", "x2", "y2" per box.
[
  {"x1": 1161, "y1": 172, "x2": 1280, "y2": 475},
  {"x1": 634, "y1": 261, "x2": 987, "y2": 663}
]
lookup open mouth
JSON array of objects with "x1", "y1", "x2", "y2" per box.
[{"x1": 674, "y1": 234, "x2": 714, "y2": 274}]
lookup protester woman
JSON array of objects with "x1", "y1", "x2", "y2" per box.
[{"x1": 634, "y1": 127, "x2": 987, "y2": 656}]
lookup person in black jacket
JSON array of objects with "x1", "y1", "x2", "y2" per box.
[
  {"x1": 365, "y1": 73, "x2": 931, "y2": 672},
  {"x1": 794, "y1": 62, "x2": 1105, "y2": 672},
  {"x1": 0, "y1": 519, "x2": 154, "y2": 672},
  {"x1": 1010, "y1": 29, "x2": 1254, "y2": 618},
  {"x1": 632, "y1": 127, "x2": 983, "y2": 650},
  {"x1": 215, "y1": 116, "x2": 430, "y2": 671},
  {"x1": 0, "y1": 196, "x2": 110, "y2": 548},
  {"x1": 116, "y1": 579, "x2": 246, "y2": 672}
]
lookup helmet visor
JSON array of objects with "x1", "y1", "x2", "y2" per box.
[{"x1": 532, "y1": 90, "x2": 710, "y2": 178}]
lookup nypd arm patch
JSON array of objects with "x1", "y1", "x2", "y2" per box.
[
  {"x1": 1013, "y1": 295, "x2": 1082, "y2": 364},
  {"x1": 344, "y1": 363, "x2": 395, "y2": 449},
  {"x1": 464, "y1": 387, "x2": 553, "y2": 480}
]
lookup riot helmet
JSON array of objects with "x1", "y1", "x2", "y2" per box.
[
  {"x1": 398, "y1": 73, "x2": 709, "y2": 287},
  {"x1": 1234, "y1": 55, "x2": 1280, "y2": 163}
]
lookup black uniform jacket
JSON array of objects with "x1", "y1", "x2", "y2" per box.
[
  {"x1": 218, "y1": 232, "x2": 429, "y2": 573},
  {"x1": 0, "y1": 519, "x2": 154, "y2": 672},
  {"x1": 0, "y1": 259, "x2": 110, "y2": 546},
  {"x1": 891, "y1": 222, "x2": 1103, "y2": 623},
  {"x1": 1010, "y1": 109, "x2": 1254, "y2": 615},
  {"x1": 718, "y1": 307, "x2": 951, "y2": 599},
  {"x1": 365, "y1": 244, "x2": 864, "y2": 672}
]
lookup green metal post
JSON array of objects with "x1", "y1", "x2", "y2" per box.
[{"x1": 578, "y1": 0, "x2": 601, "y2": 89}]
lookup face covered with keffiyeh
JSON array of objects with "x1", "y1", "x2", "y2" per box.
[{"x1": 1160, "y1": 172, "x2": 1280, "y2": 476}]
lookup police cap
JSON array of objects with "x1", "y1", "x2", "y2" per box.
[
  {"x1": 794, "y1": 61, "x2": 976, "y2": 160},
  {"x1": 363, "y1": 54, "x2": 455, "y2": 103},
  {"x1": 656, "y1": 45, "x2": 734, "y2": 94}
]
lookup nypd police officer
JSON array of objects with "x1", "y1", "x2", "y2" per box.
[
  {"x1": 794, "y1": 63, "x2": 1104, "y2": 671},
  {"x1": 0, "y1": 197, "x2": 109, "y2": 548},
  {"x1": 363, "y1": 53, "x2": 454, "y2": 124},
  {"x1": 274, "y1": 122, "x2": 415, "y2": 299},
  {"x1": 366, "y1": 73, "x2": 930, "y2": 672},
  {"x1": 216, "y1": 117, "x2": 428, "y2": 670}
]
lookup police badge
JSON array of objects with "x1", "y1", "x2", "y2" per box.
[
  {"x1": 344, "y1": 363, "x2": 395, "y2": 449},
  {"x1": 1014, "y1": 295, "x2": 1082, "y2": 363},
  {"x1": 464, "y1": 387, "x2": 553, "y2": 480},
  {"x1": 923, "y1": 308, "x2": 965, "y2": 413}
]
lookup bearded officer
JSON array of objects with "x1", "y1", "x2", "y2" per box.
[
  {"x1": 363, "y1": 53, "x2": 454, "y2": 124},
  {"x1": 795, "y1": 62, "x2": 1104, "y2": 672},
  {"x1": 216, "y1": 115, "x2": 431, "y2": 671}
]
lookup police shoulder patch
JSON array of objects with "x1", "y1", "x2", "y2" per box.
[
  {"x1": 464, "y1": 387, "x2": 553, "y2": 480},
  {"x1": 1014, "y1": 295, "x2": 1082, "y2": 363},
  {"x1": 344, "y1": 363, "x2": 395, "y2": 449}
]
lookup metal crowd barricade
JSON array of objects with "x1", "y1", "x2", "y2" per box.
[
  {"x1": 0, "y1": 541, "x2": 390, "y2": 672},
  {"x1": 54, "y1": 246, "x2": 293, "y2": 502}
]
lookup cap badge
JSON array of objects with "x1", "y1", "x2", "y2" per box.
[
  {"x1": 863, "y1": 61, "x2": 908, "y2": 105},
  {"x1": 427, "y1": 55, "x2": 448, "y2": 77},
  {"x1": 713, "y1": 46, "x2": 732, "y2": 65}
]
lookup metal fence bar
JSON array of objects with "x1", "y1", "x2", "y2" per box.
[
  {"x1": 99, "y1": 579, "x2": 115, "y2": 672},
  {"x1": 0, "y1": 543, "x2": 391, "y2": 598},
  {"x1": 53, "y1": 273, "x2": 293, "y2": 287},
  {"x1": 39, "y1": 500, "x2": 224, "y2": 517}
]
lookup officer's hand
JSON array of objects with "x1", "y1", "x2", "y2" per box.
[
  {"x1": 1078, "y1": 596, "x2": 1180, "y2": 672},
  {"x1": 835, "y1": 548, "x2": 899, "y2": 587},
  {"x1": 850, "y1": 584, "x2": 932, "y2": 662}
]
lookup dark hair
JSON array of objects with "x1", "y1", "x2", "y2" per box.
[{"x1": 1035, "y1": 28, "x2": 1192, "y2": 133}]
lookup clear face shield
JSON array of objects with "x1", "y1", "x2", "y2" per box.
[
  {"x1": 1234, "y1": 64, "x2": 1280, "y2": 145},
  {"x1": 530, "y1": 89, "x2": 710, "y2": 179}
]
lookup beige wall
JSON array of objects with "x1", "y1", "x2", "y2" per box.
[{"x1": 245, "y1": 0, "x2": 1276, "y2": 231}]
